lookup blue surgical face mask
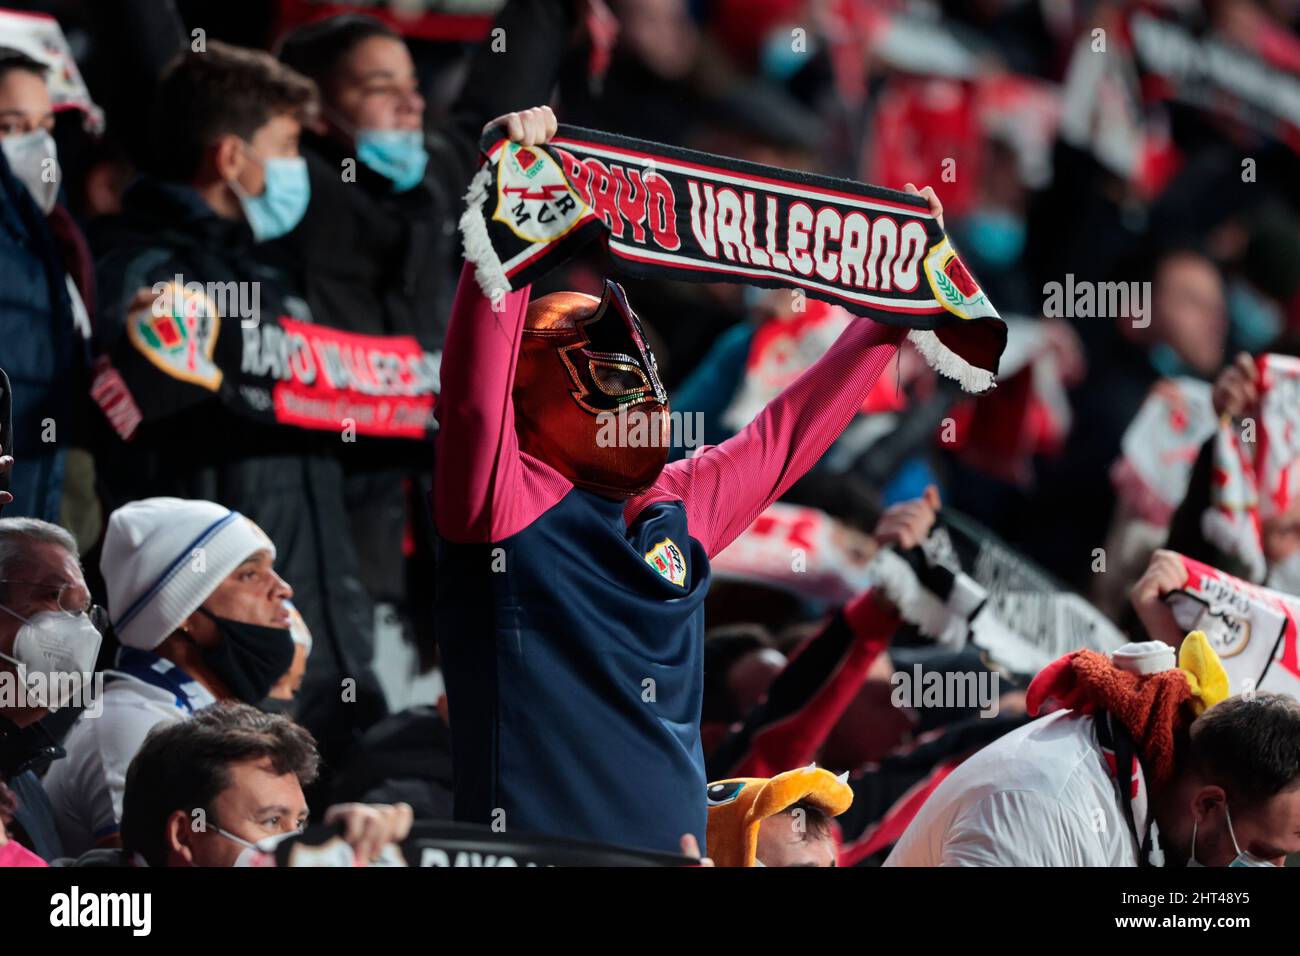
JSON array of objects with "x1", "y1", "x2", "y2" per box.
[
  {"x1": 1227, "y1": 280, "x2": 1282, "y2": 354},
  {"x1": 356, "y1": 129, "x2": 428, "y2": 192},
  {"x1": 1149, "y1": 342, "x2": 1196, "y2": 379},
  {"x1": 1187, "y1": 803, "x2": 1278, "y2": 868},
  {"x1": 961, "y1": 208, "x2": 1026, "y2": 271},
  {"x1": 230, "y1": 147, "x2": 311, "y2": 242}
]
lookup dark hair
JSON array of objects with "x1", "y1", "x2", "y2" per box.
[
  {"x1": 1106, "y1": 240, "x2": 1214, "y2": 290},
  {"x1": 0, "y1": 47, "x2": 48, "y2": 84},
  {"x1": 147, "y1": 41, "x2": 317, "y2": 182},
  {"x1": 702, "y1": 623, "x2": 775, "y2": 723},
  {"x1": 1186, "y1": 693, "x2": 1300, "y2": 809},
  {"x1": 275, "y1": 14, "x2": 401, "y2": 98},
  {"x1": 120, "y1": 701, "x2": 320, "y2": 867},
  {"x1": 785, "y1": 801, "x2": 832, "y2": 840},
  {"x1": 0, "y1": 779, "x2": 16, "y2": 826}
]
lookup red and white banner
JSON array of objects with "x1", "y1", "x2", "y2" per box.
[
  {"x1": 1166, "y1": 553, "x2": 1300, "y2": 701},
  {"x1": 1111, "y1": 378, "x2": 1217, "y2": 526},
  {"x1": 1205, "y1": 355, "x2": 1300, "y2": 581},
  {"x1": 711, "y1": 502, "x2": 876, "y2": 604},
  {"x1": 721, "y1": 300, "x2": 905, "y2": 433},
  {"x1": 258, "y1": 319, "x2": 438, "y2": 439},
  {"x1": 102, "y1": 281, "x2": 440, "y2": 443}
]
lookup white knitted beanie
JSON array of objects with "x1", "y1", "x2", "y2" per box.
[{"x1": 101, "y1": 497, "x2": 276, "y2": 651}]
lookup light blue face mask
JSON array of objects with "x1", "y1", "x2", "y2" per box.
[
  {"x1": 1227, "y1": 280, "x2": 1283, "y2": 354},
  {"x1": 1149, "y1": 342, "x2": 1196, "y2": 379},
  {"x1": 230, "y1": 149, "x2": 311, "y2": 242},
  {"x1": 760, "y1": 31, "x2": 818, "y2": 82},
  {"x1": 1187, "y1": 804, "x2": 1278, "y2": 867},
  {"x1": 961, "y1": 209, "x2": 1026, "y2": 271},
  {"x1": 356, "y1": 129, "x2": 428, "y2": 192}
]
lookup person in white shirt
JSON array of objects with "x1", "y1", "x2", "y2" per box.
[
  {"x1": 45, "y1": 497, "x2": 296, "y2": 856},
  {"x1": 886, "y1": 645, "x2": 1300, "y2": 867},
  {"x1": 884, "y1": 707, "x2": 1143, "y2": 866}
]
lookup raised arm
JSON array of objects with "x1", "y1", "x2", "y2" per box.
[
  {"x1": 634, "y1": 183, "x2": 943, "y2": 553},
  {"x1": 707, "y1": 493, "x2": 939, "y2": 778},
  {"x1": 630, "y1": 318, "x2": 906, "y2": 556},
  {"x1": 433, "y1": 264, "x2": 530, "y2": 542},
  {"x1": 435, "y1": 108, "x2": 570, "y2": 543},
  {"x1": 707, "y1": 589, "x2": 899, "y2": 780}
]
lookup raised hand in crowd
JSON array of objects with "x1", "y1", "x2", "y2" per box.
[
  {"x1": 322, "y1": 802, "x2": 415, "y2": 865},
  {"x1": 873, "y1": 484, "x2": 942, "y2": 552},
  {"x1": 1211, "y1": 351, "x2": 1260, "y2": 418},
  {"x1": 484, "y1": 104, "x2": 558, "y2": 146},
  {"x1": 1130, "y1": 548, "x2": 1191, "y2": 648},
  {"x1": 903, "y1": 182, "x2": 944, "y2": 229}
]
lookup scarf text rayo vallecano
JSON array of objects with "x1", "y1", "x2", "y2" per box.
[{"x1": 460, "y1": 125, "x2": 1007, "y2": 393}]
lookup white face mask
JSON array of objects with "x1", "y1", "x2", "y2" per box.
[
  {"x1": 1187, "y1": 803, "x2": 1278, "y2": 868},
  {"x1": 1, "y1": 129, "x2": 60, "y2": 215},
  {"x1": 1265, "y1": 550, "x2": 1300, "y2": 598},
  {"x1": 0, "y1": 603, "x2": 102, "y2": 711},
  {"x1": 210, "y1": 824, "x2": 300, "y2": 867}
]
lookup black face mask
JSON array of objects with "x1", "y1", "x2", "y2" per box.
[{"x1": 192, "y1": 607, "x2": 295, "y2": 704}]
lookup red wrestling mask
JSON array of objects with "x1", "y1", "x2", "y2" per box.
[{"x1": 514, "y1": 280, "x2": 670, "y2": 498}]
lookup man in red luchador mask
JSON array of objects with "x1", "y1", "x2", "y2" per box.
[{"x1": 433, "y1": 105, "x2": 943, "y2": 856}]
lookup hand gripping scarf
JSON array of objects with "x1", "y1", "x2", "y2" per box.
[
  {"x1": 1204, "y1": 354, "x2": 1300, "y2": 581},
  {"x1": 460, "y1": 125, "x2": 1007, "y2": 393}
]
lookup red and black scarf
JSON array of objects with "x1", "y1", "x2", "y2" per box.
[{"x1": 460, "y1": 124, "x2": 1007, "y2": 393}]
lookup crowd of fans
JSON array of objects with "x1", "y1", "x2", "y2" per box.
[{"x1": 3, "y1": 0, "x2": 1300, "y2": 869}]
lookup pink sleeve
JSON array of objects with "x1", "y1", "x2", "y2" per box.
[
  {"x1": 628, "y1": 319, "x2": 906, "y2": 556},
  {"x1": 434, "y1": 263, "x2": 572, "y2": 543},
  {"x1": 0, "y1": 838, "x2": 47, "y2": 867}
]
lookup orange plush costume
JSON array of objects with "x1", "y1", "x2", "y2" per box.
[{"x1": 706, "y1": 765, "x2": 853, "y2": 867}]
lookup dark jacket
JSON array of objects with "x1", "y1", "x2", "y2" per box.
[
  {"x1": 0, "y1": 715, "x2": 65, "y2": 862},
  {"x1": 89, "y1": 177, "x2": 388, "y2": 762},
  {"x1": 262, "y1": 0, "x2": 578, "y2": 619},
  {"x1": 0, "y1": 150, "x2": 82, "y2": 522},
  {"x1": 267, "y1": 0, "x2": 578, "y2": 353}
]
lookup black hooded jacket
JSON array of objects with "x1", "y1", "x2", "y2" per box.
[{"x1": 89, "y1": 177, "x2": 388, "y2": 759}]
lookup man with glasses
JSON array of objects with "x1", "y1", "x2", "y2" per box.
[
  {"x1": 59, "y1": 701, "x2": 411, "y2": 867},
  {"x1": 44, "y1": 497, "x2": 297, "y2": 857},
  {"x1": 0, "y1": 516, "x2": 101, "y2": 862}
]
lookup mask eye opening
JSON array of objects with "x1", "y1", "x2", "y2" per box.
[{"x1": 588, "y1": 359, "x2": 650, "y2": 398}]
